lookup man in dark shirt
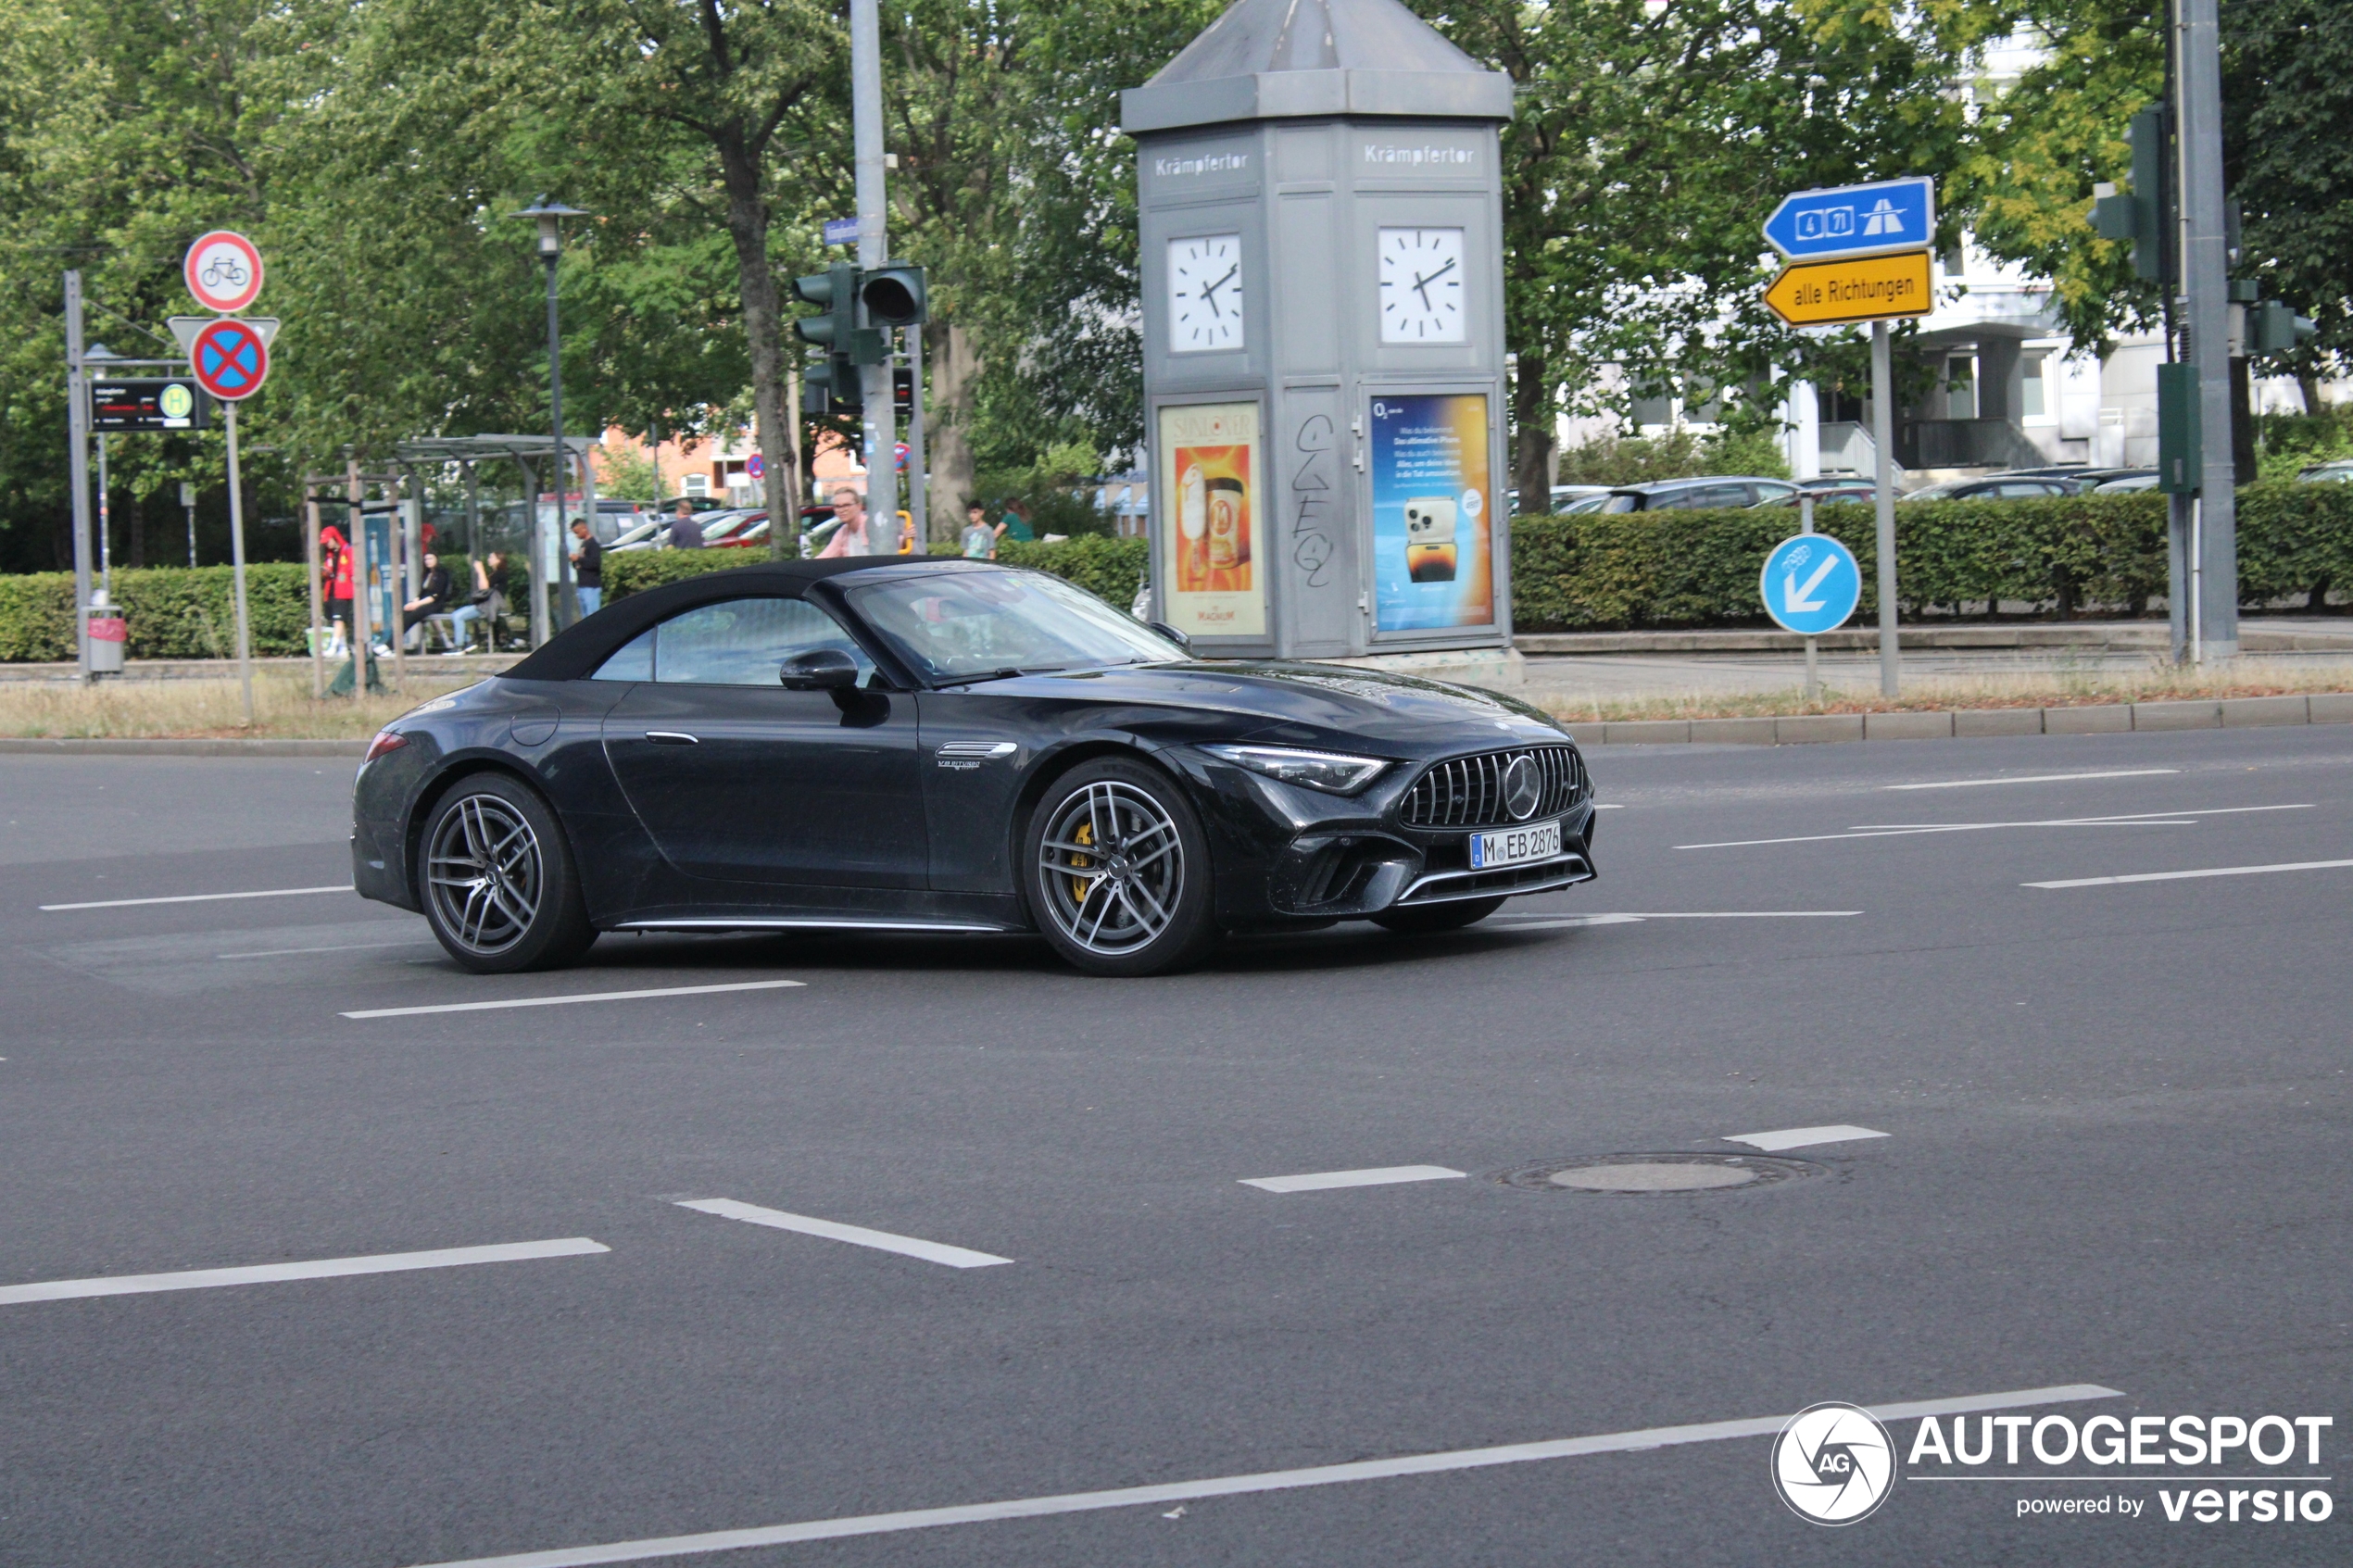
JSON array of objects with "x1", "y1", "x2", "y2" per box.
[
  {"x1": 570, "y1": 518, "x2": 604, "y2": 615},
  {"x1": 668, "y1": 498, "x2": 706, "y2": 549}
]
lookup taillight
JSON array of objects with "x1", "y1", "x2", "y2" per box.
[{"x1": 363, "y1": 729, "x2": 409, "y2": 764}]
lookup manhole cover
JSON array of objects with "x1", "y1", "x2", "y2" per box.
[{"x1": 1498, "y1": 1153, "x2": 1820, "y2": 1195}]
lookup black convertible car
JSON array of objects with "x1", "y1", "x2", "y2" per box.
[{"x1": 352, "y1": 558, "x2": 1598, "y2": 976}]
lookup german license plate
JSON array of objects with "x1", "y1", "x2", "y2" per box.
[{"x1": 1469, "y1": 818, "x2": 1561, "y2": 870}]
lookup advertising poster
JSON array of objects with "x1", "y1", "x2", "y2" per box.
[
  {"x1": 1157, "y1": 401, "x2": 1266, "y2": 638},
  {"x1": 1370, "y1": 393, "x2": 1495, "y2": 632}
]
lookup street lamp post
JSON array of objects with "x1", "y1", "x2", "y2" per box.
[{"x1": 510, "y1": 197, "x2": 586, "y2": 646}]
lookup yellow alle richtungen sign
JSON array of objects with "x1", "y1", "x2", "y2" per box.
[{"x1": 1765, "y1": 248, "x2": 1934, "y2": 326}]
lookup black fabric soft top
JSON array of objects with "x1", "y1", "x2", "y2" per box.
[{"x1": 498, "y1": 556, "x2": 995, "y2": 684}]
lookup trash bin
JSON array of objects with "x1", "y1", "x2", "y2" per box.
[{"x1": 85, "y1": 597, "x2": 127, "y2": 676}]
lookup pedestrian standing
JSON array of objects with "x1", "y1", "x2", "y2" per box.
[
  {"x1": 994, "y1": 499, "x2": 1035, "y2": 547},
  {"x1": 321, "y1": 524, "x2": 356, "y2": 656},
  {"x1": 816, "y1": 486, "x2": 871, "y2": 557},
  {"x1": 570, "y1": 518, "x2": 604, "y2": 616},
  {"x1": 668, "y1": 497, "x2": 706, "y2": 549},
  {"x1": 960, "y1": 502, "x2": 996, "y2": 560}
]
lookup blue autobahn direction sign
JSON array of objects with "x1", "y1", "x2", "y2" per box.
[
  {"x1": 1764, "y1": 177, "x2": 1935, "y2": 262},
  {"x1": 1760, "y1": 533, "x2": 1861, "y2": 636}
]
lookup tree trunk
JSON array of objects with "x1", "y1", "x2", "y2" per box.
[
  {"x1": 715, "y1": 134, "x2": 798, "y2": 561},
  {"x1": 1511, "y1": 348, "x2": 1555, "y2": 515},
  {"x1": 927, "y1": 319, "x2": 979, "y2": 528},
  {"x1": 2296, "y1": 370, "x2": 2323, "y2": 417}
]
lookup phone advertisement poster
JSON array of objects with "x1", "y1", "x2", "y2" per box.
[
  {"x1": 1157, "y1": 401, "x2": 1266, "y2": 638},
  {"x1": 1370, "y1": 393, "x2": 1495, "y2": 632}
]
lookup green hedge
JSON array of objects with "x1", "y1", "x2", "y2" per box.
[
  {"x1": 996, "y1": 535, "x2": 1149, "y2": 608},
  {"x1": 0, "y1": 565, "x2": 316, "y2": 660},
  {"x1": 1510, "y1": 483, "x2": 2353, "y2": 629},
  {"x1": 604, "y1": 548, "x2": 767, "y2": 600}
]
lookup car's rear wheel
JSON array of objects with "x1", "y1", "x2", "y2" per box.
[
  {"x1": 1025, "y1": 757, "x2": 1217, "y2": 976},
  {"x1": 1371, "y1": 895, "x2": 1505, "y2": 935},
  {"x1": 418, "y1": 773, "x2": 596, "y2": 973}
]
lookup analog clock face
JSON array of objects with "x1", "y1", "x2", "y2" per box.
[
  {"x1": 1378, "y1": 227, "x2": 1467, "y2": 344},
  {"x1": 1167, "y1": 234, "x2": 1245, "y2": 354}
]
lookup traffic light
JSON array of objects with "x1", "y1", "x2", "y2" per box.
[
  {"x1": 2247, "y1": 299, "x2": 2318, "y2": 356},
  {"x1": 2091, "y1": 107, "x2": 2167, "y2": 284},
  {"x1": 893, "y1": 366, "x2": 913, "y2": 415},
  {"x1": 794, "y1": 263, "x2": 864, "y2": 415},
  {"x1": 858, "y1": 265, "x2": 928, "y2": 330}
]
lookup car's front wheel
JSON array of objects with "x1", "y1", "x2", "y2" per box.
[
  {"x1": 1025, "y1": 757, "x2": 1217, "y2": 976},
  {"x1": 417, "y1": 773, "x2": 597, "y2": 973}
]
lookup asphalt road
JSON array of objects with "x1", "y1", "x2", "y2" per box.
[{"x1": 1, "y1": 728, "x2": 2346, "y2": 1566}]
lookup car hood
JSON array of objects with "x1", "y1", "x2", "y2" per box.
[{"x1": 1013, "y1": 659, "x2": 1576, "y2": 753}]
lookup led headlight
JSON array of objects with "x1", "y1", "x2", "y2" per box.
[{"x1": 1204, "y1": 744, "x2": 1389, "y2": 795}]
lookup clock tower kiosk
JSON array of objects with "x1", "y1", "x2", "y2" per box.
[{"x1": 1124, "y1": 0, "x2": 1516, "y2": 666}]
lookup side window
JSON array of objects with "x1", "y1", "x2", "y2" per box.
[
  {"x1": 653, "y1": 596, "x2": 875, "y2": 687},
  {"x1": 1661, "y1": 484, "x2": 1747, "y2": 509},
  {"x1": 590, "y1": 628, "x2": 654, "y2": 682},
  {"x1": 1749, "y1": 483, "x2": 1798, "y2": 506}
]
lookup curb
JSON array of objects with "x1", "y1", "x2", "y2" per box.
[
  {"x1": 0, "y1": 737, "x2": 368, "y2": 757},
  {"x1": 1578, "y1": 692, "x2": 2353, "y2": 746}
]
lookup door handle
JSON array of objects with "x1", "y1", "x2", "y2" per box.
[{"x1": 644, "y1": 731, "x2": 699, "y2": 745}]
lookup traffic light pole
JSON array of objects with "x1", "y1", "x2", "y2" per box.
[
  {"x1": 2175, "y1": 0, "x2": 2236, "y2": 660},
  {"x1": 850, "y1": 0, "x2": 895, "y2": 554}
]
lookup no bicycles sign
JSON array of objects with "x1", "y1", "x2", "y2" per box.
[{"x1": 183, "y1": 231, "x2": 264, "y2": 314}]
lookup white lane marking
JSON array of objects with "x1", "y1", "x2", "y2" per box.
[
  {"x1": 40, "y1": 884, "x2": 354, "y2": 912},
  {"x1": 675, "y1": 1198, "x2": 1011, "y2": 1269},
  {"x1": 1488, "y1": 914, "x2": 1646, "y2": 931},
  {"x1": 397, "y1": 1384, "x2": 2123, "y2": 1568},
  {"x1": 1882, "y1": 769, "x2": 2179, "y2": 791},
  {"x1": 1239, "y1": 1165, "x2": 1466, "y2": 1193},
  {"x1": 1677, "y1": 803, "x2": 2311, "y2": 849},
  {"x1": 1592, "y1": 803, "x2": 1625, "y2": 809},
  {"x1": 342, "y1": 980, "x2": 807, "y2": 1019},
  {"x1": 0, "y1": 1237, "x2": 608, "y2": 1306},
  {"x1": 2027, "y1": 857, "x2": 2353, "y2": 889},
  {"x1": 220, "y1": 939, "x2": 433, "y2": 960},
  {"x1": 1725, "y1": 1124, "x2": 1889, "y2": 1152}
]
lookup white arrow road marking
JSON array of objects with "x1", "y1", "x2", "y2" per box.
[{"x1": 1782, "y1": 554, "x2": 1839, "y2": 612}]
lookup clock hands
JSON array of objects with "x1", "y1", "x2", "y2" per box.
[
  {"x1": 1197, "y1": 264, "x2": 1239, "y2": 318},
  {"x1": 1411, "y1": 257, "x2": 1457, "y2": 312}
]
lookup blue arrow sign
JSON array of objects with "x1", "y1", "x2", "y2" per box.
[
  {"x1": 1764, "y1": 177, "x2": 1935, "y2": 261},
  {"x1": 1760, "y1": 533, "x2": 1861, "y2": 635}
]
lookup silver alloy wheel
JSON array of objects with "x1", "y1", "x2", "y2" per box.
[
  {"x1": 1036, "y1": 779, "x2": 1186, "y2": 955},
  {"x1": 425, "y1": 793, "x2": 544, "y2": 957}
]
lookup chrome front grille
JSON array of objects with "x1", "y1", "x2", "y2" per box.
[{"x1": 1399, "y1": 745, "x2": 1584, "y2": 829}]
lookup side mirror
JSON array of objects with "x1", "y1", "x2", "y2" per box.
[
  {"x1": 780, "y1": 647, "x2": 860, "y2": 690},
  {"x1": 1149, "y1": 621, "x2": 1191, "y2": 652}
]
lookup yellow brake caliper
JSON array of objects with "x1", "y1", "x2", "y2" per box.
[{"x1": 1070, "y1": 821, "x2": 1095, "y2": 902}]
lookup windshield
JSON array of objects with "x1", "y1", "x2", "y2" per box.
[{"x1": 849, "y1": 570, "x2": 1185, "y2": 682}]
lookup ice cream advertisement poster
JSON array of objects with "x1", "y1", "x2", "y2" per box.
[
  {"x1": 1370, "y1": 393, "x2": 1495, "y2": 631},
  {"x1": 1158, "y1": 401, "x2": 1266, "y2": 638}
]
